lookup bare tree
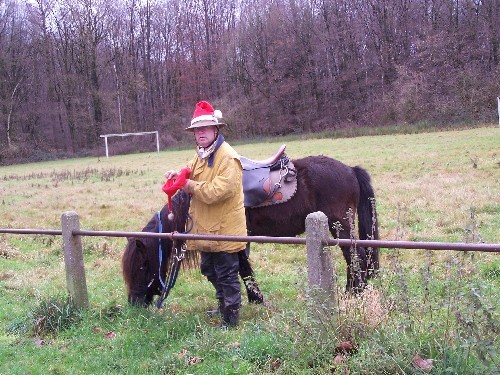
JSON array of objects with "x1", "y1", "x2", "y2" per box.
[
  {"x1": 66, "y1": 0, "x2": 109, "y2": 146},
  {"x1": 1, "y1": 0, "x2": 498, "y2": 163},
  {"x1": 0, "y1": 1, "x2": 29, "y2": 150}
]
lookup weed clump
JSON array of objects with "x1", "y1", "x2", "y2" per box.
[{"x1": 7, "y1": 295, "x2": 82, "y2": 337}]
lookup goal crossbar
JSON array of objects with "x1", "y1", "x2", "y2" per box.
[{"x1": 100, "y1": 131, "x2": 159, "y2": 158}]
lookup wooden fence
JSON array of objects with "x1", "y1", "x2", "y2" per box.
[{"x1": 1, "y1": 211, "x2": 498, "y2": 310}]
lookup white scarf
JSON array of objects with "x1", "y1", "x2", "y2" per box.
[{"x1": 196, "y1": 135, "x2": 220, "y2": 161}]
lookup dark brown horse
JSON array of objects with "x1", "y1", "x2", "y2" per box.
[
  {"x1": 246, "y1": 156, "x2": 379, "y2": 288},
  {"x1": 122, "y1": 155, "x2": 379, "y2": 306}
]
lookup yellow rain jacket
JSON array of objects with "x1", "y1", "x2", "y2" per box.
[{"x1": 184, "y1": 140, "x2": 247, "y2": 252}]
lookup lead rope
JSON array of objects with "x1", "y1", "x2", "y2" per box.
[
  {"x1": 156, "y1": 242, "x2": 186, "y2": 308},
  {"x1": 156, "y1": 210, "x2": 188, "y2": 309},
  {"x1": 157, "y1": 211, "x2": 166, "y2": 291}
]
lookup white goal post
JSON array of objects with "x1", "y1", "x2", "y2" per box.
[
  {"x1": 498, "y1": 96, "x2": 500, "y2": 127},
  {"x1": 100, "y1": 131, "x2": 159, "y2": 158}
]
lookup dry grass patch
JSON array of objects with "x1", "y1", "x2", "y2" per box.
[
  {"x1": 0, "y1": 238, "x2": 23, "y2": 259},
  {"x1": 338, "y1": 285, "x2": 390, "y2": 330}
]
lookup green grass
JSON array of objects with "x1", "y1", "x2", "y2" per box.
[{"x1": 1, "y1": 126, "x2": 499, "y2": 374}]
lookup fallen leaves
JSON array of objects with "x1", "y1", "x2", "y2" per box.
[
  {"x1": 336, "y1": 341, "x2": 356, "y2": 354},
  {"x1": 176, "y1": 348, "x2": 188, "y2": 359},
  {"x1": 272, "y1": 358, "x2": 280, "y2": 370},
  {"x1": 412, "y1": 354, "x2": 434, "y2": 372},
  {"x1": 175, "y1": 348, "x2": 204, "y2": 366},
  {"x1": 331, "y1": 341, "x2": 434, "y2": 373},
  {"x1": 332, "y1": 341, "x2": 355, "y2": 373},
  {"x1": 187, "y1": 356, "x2": 204, "y2": 365},
  {"x1": 92, "y1": 326, "x2": 116, "y2": 340}
]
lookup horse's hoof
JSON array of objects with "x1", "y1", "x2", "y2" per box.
[
  {"x1": 244, "y1": 278, "x2": 264, "y2": 304},
  {"x1": 248, "y1": 295, "x2": 264, "y2": 304}
]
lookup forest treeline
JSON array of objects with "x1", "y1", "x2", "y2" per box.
[{"x1": 0, "y1": 0, "x2": 498, "y2": 163}]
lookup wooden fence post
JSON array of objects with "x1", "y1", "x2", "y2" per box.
[
  {"x1": 305, "y1": 211, "x2": 336, "y2": 311},
  {"x1": 61, "y1": 211, "x2": 89, "y2": 309}
]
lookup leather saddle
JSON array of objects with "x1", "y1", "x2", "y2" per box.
[
  {"x1": 240, "y1": 145, "x2": 297, "y2": 208},
  {"x1": 240, "y1": 144, "x2": 287, "y2": 171}
]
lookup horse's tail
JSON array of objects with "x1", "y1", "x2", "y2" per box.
[{"x1": 353, "y1": 166, "x2": 380, "y2": 278}]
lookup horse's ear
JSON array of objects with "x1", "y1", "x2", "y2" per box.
[
  {"x1": 128, "y1": 237, "x2": 147, "y2": 254},
  {"x1": 135, "y1": 239, "x2": 146, "y2": 253}
]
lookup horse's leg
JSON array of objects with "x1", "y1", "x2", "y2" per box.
[
  {"x1": 330, "y1": 223, "x2": 350, "y2": 292},
  {"x1": 332, "y1": 217, "x2": 368, "y2": 293},
  {"x1": 340, "y1": 245, "x2": 368, "y2": 293},
  {"x1": 346, "y1": 207, "x2": 370, "y2": 292},
  {"x1": 238, "y1": 244, "x2": 264, "y2": 304}
]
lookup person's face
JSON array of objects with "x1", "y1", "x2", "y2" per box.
[{"x1": 193, "y1": 125, "x2": 218, "y2": 148}]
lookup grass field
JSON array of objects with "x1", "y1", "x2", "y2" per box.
[{"x1": 0, "y1": 127, "x2": 499, "y2": 374}]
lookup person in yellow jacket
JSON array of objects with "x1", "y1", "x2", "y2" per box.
[{"x1": 164, "y1": 100, "x2": 247, "y2": 327}]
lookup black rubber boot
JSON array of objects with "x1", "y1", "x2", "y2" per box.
[
  {"x1": 221, "y1": 306, "x2": 240, "y2": 328},
  {"x1": 206, "y1": 298, "x2": 224, "y2": 317}
]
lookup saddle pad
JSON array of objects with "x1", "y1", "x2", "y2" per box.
[{"x1": 242, "y1": 161, "x2": 297, "y2": 208}]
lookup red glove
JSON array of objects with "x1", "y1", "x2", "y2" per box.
[{"x1": 162, "y1": 167, "x2": 191, "y2": 218}]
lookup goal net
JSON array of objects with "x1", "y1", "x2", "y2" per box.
[{"x1": 100, "y1": 131, "x2": 159, "y2": 158}]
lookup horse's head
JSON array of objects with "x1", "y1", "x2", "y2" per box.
[
  {"x1": 122, "y1": 191, "x2": 192, "y2": 307},
  {"x1": 122, "y1": 236, "x2": 163, "y2": 306}
]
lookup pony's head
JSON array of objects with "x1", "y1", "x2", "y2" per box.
[
  {"x1": 122, "y1": 235, "x2": 163, "y2": 306},
  {"x1": 122, "y1": 190, "x2": 193, "y2": 307}
]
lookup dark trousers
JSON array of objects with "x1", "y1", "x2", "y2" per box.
[{"x1": 200, "y1": 251, "x2": 241, "y2": 310}]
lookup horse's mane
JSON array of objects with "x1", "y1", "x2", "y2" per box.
[
  {"x1": 122, "y1": 212, "x2": 160, "y2": 294},
  {"x1": 122, "y1": 240, "x2": 135, "y2": 294}
]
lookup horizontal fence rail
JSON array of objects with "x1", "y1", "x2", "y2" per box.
[
  {"x1": 1, "y1": 210, "x2": 498, "y2": 310},
  {"x1": 1, "y1": 228, "x2": 499, "y2": 252},
  {"x1": 0, "y1": 228, "x2": 63, "y2": 236}
]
